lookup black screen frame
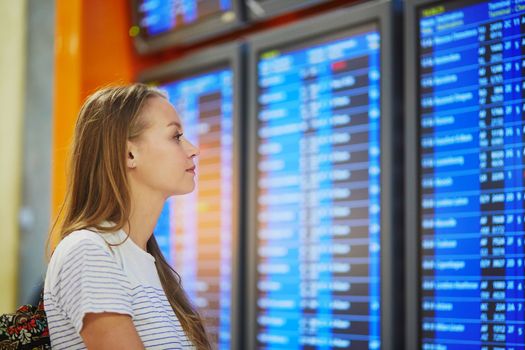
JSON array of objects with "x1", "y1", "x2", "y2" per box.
[
  {"x1": 404, "y1": 1, "x2": 421, "y2": 348},
  {"x1": 138, "y1": 43, "x2": 244, "y2": 350},
  {"x1": 247, "y1": 1, "x2": 403, "y2": 349},
  {"x1": 130, "y1": 0, "x2": 244, "y2": 54}
]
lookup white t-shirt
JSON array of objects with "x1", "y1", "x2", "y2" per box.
[{"x1": 44, "y1": 227, "x2": 195, "y2": 349}]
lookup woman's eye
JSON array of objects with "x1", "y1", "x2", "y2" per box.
[{"x1": 173, "y1": 133, "x2": 183, "y2": 142}]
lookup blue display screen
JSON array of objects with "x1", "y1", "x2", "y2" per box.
[
  {"x1": 418, "y1": 0, "x2": 525, "y2": 348},
  {"x1": 255, "y1": 24, "x2": 381, "y2": 349},
  {"x1": 138, "y1": 0, "x2": 233, "y2": 36},
  {"x1": 152, "y1": 66, "x2": 234, "y2": 349}
]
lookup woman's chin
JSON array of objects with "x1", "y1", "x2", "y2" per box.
[{"x1": 170, "y1": 185, "x2": 196, "y2": 196}]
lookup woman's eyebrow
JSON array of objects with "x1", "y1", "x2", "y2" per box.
[{"x1": 166, "y1": 121, "x2": 182, "y2": 129}]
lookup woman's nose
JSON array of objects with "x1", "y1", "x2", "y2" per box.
[{"x1": 189, "y1": 142, "x2": 200, "y2": 157}]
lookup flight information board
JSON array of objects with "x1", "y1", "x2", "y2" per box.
[
  {"x1": 152, "y1": 65, "x2": 234, "y2": 349},
  {"x1": 254, "y1": 23, "x2": 381, "y2": 349},
  {"x1": 418, "y1": 0, "x2": 525, "y2": 348},
  {"x1": 137, "y1": 0, "x2": 233, "y2": 36}
]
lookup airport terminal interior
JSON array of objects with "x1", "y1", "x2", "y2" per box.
[{"x1": 0, "y1": 0, "x2": 521, "y2": 349}]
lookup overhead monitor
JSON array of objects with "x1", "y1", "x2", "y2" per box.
[
  {"x1": 246, "y1": 0, "x2": 330, "y2": 20},
  {"x1": 247, "y1": 1, "x2": 401, "y2": 349},
  {"x1": 406, "y1": 0, "x2": 525, "y2": 348},
  {"x1": 139, "y1": 43, "x2": 242, "y2": 350},
  {"x1": 131, "y1": 0, "x2": 243, "y2": 53}
]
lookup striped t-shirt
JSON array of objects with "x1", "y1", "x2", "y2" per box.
[{"x1": 44, "y1": 228, "x2": 195, "y2": 349}]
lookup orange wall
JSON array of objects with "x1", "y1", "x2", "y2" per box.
[
  {"x1": 51, "y1": 0, "x2": 81, "y2": 243},
  {"x1": 51, "y1": 0, "x2": 137, "y2": 244}
]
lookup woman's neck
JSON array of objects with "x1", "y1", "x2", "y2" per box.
[{"x1": 123, "y1": 186, "x2": 166, "y2": 250}]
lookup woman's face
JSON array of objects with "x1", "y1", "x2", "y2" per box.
[{"x1": 127, "y1": 96, "x2": 199, "y2": 198}]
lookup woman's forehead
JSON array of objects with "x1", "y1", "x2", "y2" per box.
[{"x1": 144, "y1": 96, "x2": 183, "y2": 127}]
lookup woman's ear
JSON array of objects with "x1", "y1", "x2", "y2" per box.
[{"x1": 126, "y1": 141, "x2": 137, "y2": 169}]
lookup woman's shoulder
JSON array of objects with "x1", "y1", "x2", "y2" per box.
[
  {"x1": 50, "y1": 229, "x2": 111, "y2": 261},
  {"x1": 47, "y1": 229, "x2": 121, "y2": 275},
  {"x1": 44, "y1": 229, "x2": 122, "y2": 291}
]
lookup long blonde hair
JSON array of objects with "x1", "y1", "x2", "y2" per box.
[{"x1": 48, "y1": 83, "x2": 212, "y2": 349}]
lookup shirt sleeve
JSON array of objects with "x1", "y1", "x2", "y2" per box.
[{"x1": 51, "y1": 238, "x2": 134, "y2": 334}]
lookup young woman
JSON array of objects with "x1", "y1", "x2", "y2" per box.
[{"x1": 44, "y1": 84, "x2": 212, "y2": 349}]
